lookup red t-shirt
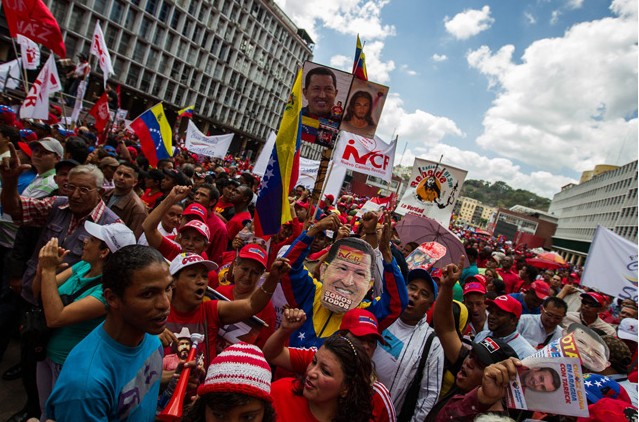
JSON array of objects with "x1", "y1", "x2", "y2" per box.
[
  {"x1": 214, "y1": 284, "x2": 276, "y2": 349},
  {"x1": 226, "y1": 210, "x2": 252, "y2": 241},
  {"x1": 287, "y1": 348, "x2": 395, "y2": 422},
  {"x1": 206, "y1": 213, "x2": 228, "y2": 266},
  {"x1": 164, "y1": 300, "x2": 221, "y2": 366},
  {"x1": 497, "y1": 268, "x2": 521, "y2": 294},
  {"x1": 140, "y1": 188, "x2": 163, "y2": 209},
  {"x1": 271, "y1": 378, "x2": 319, "y2": 422}
]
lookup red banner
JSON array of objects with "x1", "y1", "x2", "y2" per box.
[
  {"x1": 88, "y1": 92, "x2": 110, "y2": 133},
  {"x1": 3, "y1": 0, "x2": 66, "y2": 58}
]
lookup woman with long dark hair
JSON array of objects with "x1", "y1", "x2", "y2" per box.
[{"x1": 270, "y1": 332, "x2": 373, "y2": 422}]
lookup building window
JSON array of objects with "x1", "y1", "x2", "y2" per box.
[
  {"x1": 69, "y1": 7, "x2": 86, "y2": 33},
  {"x1": 110, "y1": 0, "x2": 125, "y2": 24},
  {"x1": 158, "y1": 1, "x2": 171, "y2": 22},
  {"x1": 93, "y1": 0, "x2": 109, "y2": 15},
  {"x1": 118, "y1": 33, "x2": 131, "y2": 55},
  {"x1": 126, "y1": 64, "x2": 141, "y2": 86},
  {"x1": 145, "y1": 0, "x2": 158, "y2": 15},
  {"x1": 125, "y1": 8, "x2": 137, "y2": 31}
]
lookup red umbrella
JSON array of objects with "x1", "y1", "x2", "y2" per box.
[
  {"x1": 525, "y1": 257, "x2": 567, "y2": 270},
  {"x1": 395, "y1": 214, "x2": 469, "y2": 267},
  {"x1": 536, "y1": 252, "x2": 567, "y2": 265}
]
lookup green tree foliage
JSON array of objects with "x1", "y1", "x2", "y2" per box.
[{"x1": 461, "y1": 180, "x2": 551, "y2": 211}]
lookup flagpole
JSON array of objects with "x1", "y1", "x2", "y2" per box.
[
  {"x1": 310, "y1": 132, "x2": 342, "y2": 224},
  {"x1": 11, "y1": 39, "x2": 29, "y2": 95},
  {"x1": 393, "y1": 136, "x2": 403, "y2": 212},
  {"x1": 57, "y1": 92, "x2": 69, "y2": 125}
]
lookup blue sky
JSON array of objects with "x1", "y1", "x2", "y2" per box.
[{"x1": 275, "y1": 0, "x2": 638, "y2": 198}]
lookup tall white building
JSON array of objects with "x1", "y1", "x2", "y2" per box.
[
  {"x1": 1, "y1": 0, "x2": 314, "y2": 152},
  {"x1": 548, "y1": 160, "x2": 638, "y2": 265}
]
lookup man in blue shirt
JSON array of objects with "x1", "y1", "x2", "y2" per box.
[{"x1": 46, "y1": 245, "x2": 173, "y2": 421}]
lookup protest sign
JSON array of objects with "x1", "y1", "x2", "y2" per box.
[
  {"x1": 405, "y1": 241, "x2": 447, "y2": 271},
  {"x1": 506, "y1": 356, "x2": 588, "y2": 417},
  {"x1": 185, "y1": 120, "x2": 234, "y2": 158},
  {"x1": 333, "y1": 131, "x2": 396, "y2": 182},
  {"x1": 396, "y1": 158, "x2": 467, "y2": 227}
]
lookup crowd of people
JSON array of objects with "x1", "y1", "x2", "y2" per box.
[{"x1": 0, "y1": 99, "x2": 636, "y2": 422}]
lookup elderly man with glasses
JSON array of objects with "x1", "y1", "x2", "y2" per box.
[
  {"x1": 1, "y1": 146, "x2": 121, "y2": 421},
  {"x1": 561, "y1": 291, "x2": 617, "y2": 336},
  {"x1": 518, "y1": 296, "x2": 568, "y2": 350}
]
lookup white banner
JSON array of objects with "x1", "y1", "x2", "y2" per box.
[
  {"x1": 19, "y1": 55, "x2": 61, "y2": 120},
  {"x1": 297, "y1": 157, "x2": 321, "y2": 190},
  {"x1": 322, "y1": 163, "x2": 347, "y2": 203},
  {"x1": 252, "y1": 131, "x2": 276, "y2": 177},
  {"x1": 581, "y1": 225, "x2": 638, "y2": 301},
  {"x1": 332, "y1": 131, "x2": 396, "y2": 182},
  {"x1": 70, "y1": 79, "x2": 87, "y2": 124},
  {"x1": 185, "y1": 120, "x2": 234, "y2": 159},
  {"x1": 16, "y1": 35, "x2": 40, "y2": 70},
  {"x1": 396, "y1": 158, "x2": 467, "y2": 227},
  {"x1": 0, "y1": 59, "x2": 22, "y2": 91},
  {"x1": 90, "y1": 21, "x2": 114, "y2": 87}
]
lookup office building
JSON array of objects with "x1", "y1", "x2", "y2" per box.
[
  {"x1": 0, "y1": 0, "x2": 314, "y2": 154},
  {"x1": 548, "y1": 160, "x2": 638, "y2": 265}
]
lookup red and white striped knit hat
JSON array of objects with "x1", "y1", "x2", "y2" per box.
[{"x1": 197, "y1": 343, "x2": 272, "y2": 402}]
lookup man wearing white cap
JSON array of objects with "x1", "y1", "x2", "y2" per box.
[{"x1": 21, "y1": 137, "x2": 62, "y2": 198}]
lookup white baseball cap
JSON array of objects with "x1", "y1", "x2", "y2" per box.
[
  {"x1": 169, "y1": 252, "x2": 218, "y2": 275},
  {"x1": 84, "y1": 221, "x2": 136, "y2": 253},
  {"x1": 617, "y1": 318, "x2": 638, "y2": 342}
]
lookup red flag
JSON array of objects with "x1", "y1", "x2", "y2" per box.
[
  {"x1": 88, "y1": 92, "x2": 110, "y2": 133},
  {"x1": 3, "y1": 0, "x2": 66, "y2": 58},
  {"x1": 115, "y1": 84, "x2": 121, "y2": 109}
]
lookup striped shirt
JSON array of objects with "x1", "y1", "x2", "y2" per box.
[{"x1": 21, "y1": 168, "x2": 57, "y2": 198}]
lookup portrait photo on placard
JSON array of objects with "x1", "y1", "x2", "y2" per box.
[{"x1": 340, "y1": 78, "x2": 389, "y2": 139}]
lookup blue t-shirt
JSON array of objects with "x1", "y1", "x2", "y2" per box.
[{"x1": 46, "y1": 323, "x2": 163, "y2": 421}]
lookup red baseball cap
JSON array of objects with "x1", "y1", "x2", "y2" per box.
[
  {"x1": 581, "y1": 291, "x2": 606, "y2": 307},
  {"x1": 178, "y1": 220, "x2": 210, "y2": 242},
  {"x1": 463, "y1": 281, "x2": 487, "y2": 296},
  {"x1": 294, "y1": 200, "x2": 309, "y2": 209},
  {"x1": 530, "y1": 280, "x2": 551, "y2": 300},
  {"x1": 238, "y1": 244, "x2": 268, "y2": 269},
  {"x1": 485, "y1": 295, "x2": 522, "y2": 319},
  {"x1": 324, "y1": 194, "x2": 334, "y2": 202},
  {"x1": 466, "y1": 274, "x2": 487, "y2": 286},
  {"x1": 183, "y1": 203, "x2": 208, "y2": 222},
  {"x1": 339, "y1": 308, "x2": 384, "y2": 343}
]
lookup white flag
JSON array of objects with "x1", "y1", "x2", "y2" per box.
[
  {"x1": 252, "y1": 131, "x2": 276, "y2": 176},
  {"x1": 332, "y1": 130, "x2": 396, "y2": 182},
  {"x1": 90, "y1": 21, "x2": 114, "y2": 87},
  {"x1": 19, "y1": 55, "x2": 61, "y2": 120},
  {"x1": 581, "y1": 225, "x2": 638, "y2": 301},
  {"x1": 16, "y1": 35, "x2": 40, "y2": 70},
  {"x1": 185, "y1": 120, "x2": 234, "y2": 158},
  {"x1": 0, "y1": 59, "x2": 22, "y2": 90},
  {"x1": 70, "y1": 80, "x2": 87, "y2": 124}
]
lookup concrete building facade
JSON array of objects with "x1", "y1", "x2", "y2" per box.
[
  {"x1": 1, "y1": 0, "x2": 314, "y2": 153},
  {"x1": 548, "y1": 160, "x2": 638, "y2": 265}
]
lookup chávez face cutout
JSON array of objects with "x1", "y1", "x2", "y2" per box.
[{"x1": 319, "y1": 245, "x2": 373, "y2": 313}]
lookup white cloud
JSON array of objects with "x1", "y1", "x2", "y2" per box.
[
  {"x1": 375, "y1": 93, "x2": 465, "y2": 147},
  {"x1": 403, "y1": 143, "x2": 578, "y2": 198},
  {"x1": 550, "y1": 10, "x2": 561, "y2": 24},
  {"x1": 444, "y1": 5, "x2": 495, "y2": 40},
  {"x1": 275, "y1": 0, "x2": 396, "y2": 83},
  {"x1": 566, "y1": 0, "x2": 584, "y2": 9},
  {"x1": 400, "y1": 64, "x2": 418, "y2": 75},
  {"x1": 274, "y1": 0, "x2": 395, "y2": 41},
  {"x1": 467, "y1": 3, "x2": 638, "y2": 173},
  {"x1": 524, "y1": 12, "x2": 537, "y2": 24},
  {"x1": 432, "y1": 53, "x2": 448, "y2": 62}
]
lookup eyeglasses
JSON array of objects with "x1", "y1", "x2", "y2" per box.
[
  {"x1": 541, "y1": 307, "x2": 565, "y2": 321},
  {"x1": 64, "y1": 184, "x2": 98, "y2": 196}
]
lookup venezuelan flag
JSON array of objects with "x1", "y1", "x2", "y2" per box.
[
  {"x1": 254, "y1": 68, "x2": 303, "y2": 237},
  {"x1": 178, "y1": 104, "x2": 195, "y2": 118},
  {"x1": 130, "y1": 103, "x2": 172, "y2": 168},
  {"x1": 352, "y1": 35, "x2": 368, "y2": 81}
]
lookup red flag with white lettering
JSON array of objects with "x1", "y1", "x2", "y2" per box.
[
  {"x1": 3, "y1": 0, "x2": 66, "y2": 58},
  {"x1": 88, "y1": 92, "x2": 110, "y2": 133}
]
